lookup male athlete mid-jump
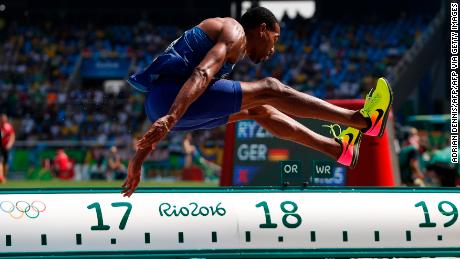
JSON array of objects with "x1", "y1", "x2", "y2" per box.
[{"x1": 122, "y1": 7, "x2": 393, "y2": 197}]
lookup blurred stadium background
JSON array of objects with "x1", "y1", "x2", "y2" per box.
[{"x1": 0, "y1": 0, "x2": 454, "y2": 188}]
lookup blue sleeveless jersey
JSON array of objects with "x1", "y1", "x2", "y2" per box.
[
  {"x1": 127, "y1": 26, "x2": 242, "y2": 131},
  {"x1": 128, "y1": 27, "x2": 235, "y2": 92}
]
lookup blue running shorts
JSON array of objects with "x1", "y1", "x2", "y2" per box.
[{"x1": 128, "y1": 78, "x2": 242, "y2": 131}]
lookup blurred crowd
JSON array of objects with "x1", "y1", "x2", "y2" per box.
[{"x1": 0, "y1": 21, "x2": 171, "y2": 142}]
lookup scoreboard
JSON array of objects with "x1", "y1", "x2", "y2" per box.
[{"x1": 232, "y1": 118, "x2": 346, "y2": 186}]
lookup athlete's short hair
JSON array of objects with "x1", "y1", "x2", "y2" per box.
[{"x1": 240, "y1": 6, "x2": 278, "y2": 31}]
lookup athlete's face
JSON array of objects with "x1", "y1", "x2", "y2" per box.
[{"x1": 249, "y1": 22, "x2": 280, "y2": 64}]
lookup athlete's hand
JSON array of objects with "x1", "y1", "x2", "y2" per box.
[
  {"x1": 121, "y1": 159, "x2": 141, "y2": 197},
  {"x1": 121, "y1": 147, "x2": 151, "y2": 197},
  {"x1": 137, "y1": 115, "x2": 175, "y2": 150}
]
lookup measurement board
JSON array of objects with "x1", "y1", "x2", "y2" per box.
[{"x1": 0, "y1": 187, "x2": 459, "y2": 258}]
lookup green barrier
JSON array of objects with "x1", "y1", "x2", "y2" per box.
[{"x1": 10, "y1": 150, "x2": 29, "y2": 172}]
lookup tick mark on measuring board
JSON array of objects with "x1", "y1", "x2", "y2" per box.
[
  {"x1": 245, "y1": 231, "x2": 251, "y2": 242},
  {"x1": 406, "y1": 231, "x2": 411, "y2": 241},
  {"x1": 374, "y1": 231, "x2": 380, "y2": 242},
  {"x1": 41, "y1": 234, "x2": 47, "y2": 246},
  {"x1": 5, "y1": 235, "x2": 11, "y2": 246},
  {"x1": 76, "y1": 234, "x2": 82, "y2": 245},
  {"x1": 310, "y1": 231, "x2": 316, "y2": 242}
]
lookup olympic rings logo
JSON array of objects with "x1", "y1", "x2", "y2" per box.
[{"x1": 0, "y1": 201, "x2": 46, "y2": 219}]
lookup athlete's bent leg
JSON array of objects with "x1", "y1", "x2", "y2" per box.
[
  {"x1": 229, "y1": 105, "x2": 342, "y2": 159},
  {"x1": 239, "y1": 77, "x2": 368, "y2": 129}
]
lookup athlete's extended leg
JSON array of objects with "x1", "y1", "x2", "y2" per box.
[
  {"x1": 240, "y1": 77, "x2": 368, "y2": 129},
  {"x1": 229, "y1": 105, "x2": 362, "y2": 167}
]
